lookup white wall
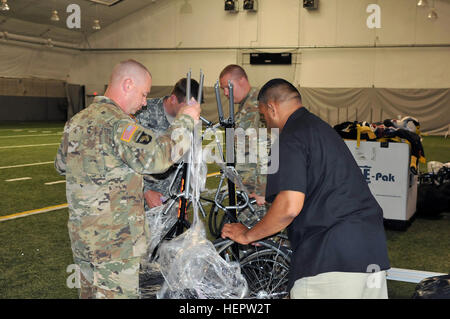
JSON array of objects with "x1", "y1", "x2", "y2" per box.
[
  {"x1": 66, "y1": 0, "x2": 450, "y2": 92},
  {"x1": 0, "y1": 43, "x2": 76, "y2": 81}
]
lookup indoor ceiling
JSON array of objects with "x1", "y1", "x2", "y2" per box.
[{"x1": 0, "y1": 0, "x2": 156, "y2": 45}]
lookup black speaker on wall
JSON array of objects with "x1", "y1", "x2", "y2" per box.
[
  {"x1": 303, "y1": 0, "x2": 318, "y2": 9},
  {"x1": 250, "y1": 53, "x2": 292, "y2": 65}
]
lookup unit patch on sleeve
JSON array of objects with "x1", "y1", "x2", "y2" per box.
[{"x1": 135, "y1": 131, "x2": 153, "y2": 145}]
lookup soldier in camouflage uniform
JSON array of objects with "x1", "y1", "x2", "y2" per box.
[
  {"x1": 54, "y1": 60, "x2": 200, "y2": 299},
  {"x1": 135, "y1": 78, "x2": 201, "y2": 210},
  {"x1": 219, "y1": 65, "x2": 271, "y2": 227}
]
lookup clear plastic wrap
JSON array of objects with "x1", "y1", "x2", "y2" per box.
[
  {"x1": 145, "y1": 201, "x2": 178, "y2": 257},
  {"x1": 217, "y1": 162, "x2": 249, "y2": 194},
  {"x1": 155, "y1": 126, "x2": 248, "y2": 299},
  {"x1": 208, "y1": 126, "x2": 249, "y2": 194},
  {"x1": 156, "y1": 227, "x2": 248, "y2": 299}
]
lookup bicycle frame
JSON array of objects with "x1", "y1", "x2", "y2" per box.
[{"x1": 148, "y1": 70, "x2": 258, "y2": 261}]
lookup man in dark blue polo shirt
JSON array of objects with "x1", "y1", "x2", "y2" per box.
[{"x1": 221, "y1": 78, "x2": 390, "y2": 299}]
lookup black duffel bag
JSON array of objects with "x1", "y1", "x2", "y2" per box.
[
  {"x1": 412, "y1": 275, "x2": 450, "y2": 299},
  {"x1": 417, "y1": 167, "x2": 450, "y2": 218}
]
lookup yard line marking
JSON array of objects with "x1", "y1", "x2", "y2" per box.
[
  {"x1": 5, "y1": 177, "x2": 32, "y2": 182},
  {"x1": 0, "y1": 161, "x2": 54, "y2": 170},
  {"x1": 0, "y1": 143, "x2": 59, "y2": 149},
  {"x1": 0, "y1": 128, "x2": 61, "y2": 131},
  {"x1": 0, "y1": 203, "x2": 68, "y2": 222},
  {"x1": 45, "y1": 180, "x2": 66, "y2": 185},
  {"x1": 0, "y1": 133, "x2": 62, "y2": 139},
  {"x1": 206, "y1": 172, "x2": 221, "y2": 178}
]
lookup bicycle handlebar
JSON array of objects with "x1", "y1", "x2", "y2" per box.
[{"x1": 214, "y1": 80, "x2": 225, "y2": 124}]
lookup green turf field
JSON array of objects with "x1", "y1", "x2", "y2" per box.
[{"x1": 0, "y1": 121, "x2": 448, "y2": 299}]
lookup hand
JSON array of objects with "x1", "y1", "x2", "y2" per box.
[
  {"x1": 144, "y1": 190, "x2": 164, "y2": 208},
  {"x1": 221, "y1": 223, "x2": 251, "y2": 245},
  {"x1": 179, "y1": 98, "x2": 201, "y2": 123},
  {"x1": 249, "y1": 193, "x2": 266, "y2": 206}
]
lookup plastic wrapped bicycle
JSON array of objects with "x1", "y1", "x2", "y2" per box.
[{"x1": 140, "y1": 69, "x2": 291, "y2": 299}]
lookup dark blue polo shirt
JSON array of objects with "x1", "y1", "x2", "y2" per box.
[{"x1": 265, "y1": 107, "x2": 390, "y2": 291}]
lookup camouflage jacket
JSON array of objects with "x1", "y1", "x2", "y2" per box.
[
  {"x1": 134, "y1": 97, "x2": 182, "y2": 198},
  {"x1": 54, "y1": 96, "x2": 193, "y2": 264},
  {"x1": 234, "y1": 87, "x2": 269, "y2": 196}
]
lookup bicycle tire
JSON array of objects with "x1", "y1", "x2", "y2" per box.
[
  {"x1": 213, "y1": 238, "x2": 291, "y2": 299},
  {"x1": 208, "y1": 191, "x2": 252, "y2": 238},
  {"x1": 208, "y1": 191, "x2": 234, "y2": 238}
]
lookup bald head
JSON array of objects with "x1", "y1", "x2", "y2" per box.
[
  {"x1": 109, "y1": 59, "x2": 151, "y2": 87},
  {"x1": 219, "y1": 64, "x2": 248, "y2": 80},
  {"x1": 105, "y1": 59, "x2": 152, "y2": 115}
]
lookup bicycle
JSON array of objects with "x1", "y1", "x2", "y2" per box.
[{"x1": 140, "y1": 71, "x2": 291, "y2": 299}]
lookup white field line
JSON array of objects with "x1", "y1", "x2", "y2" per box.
[
  {"x1": 0, "y1": 143, "x2": 59, "y2": 149},
  {"x1": 5, "y1": 177, "x2": 32, "y2": 182},
  {"x1": 45, "y1": 180, "x2": 66, "y2": 185},
  {"x1": 0, "y1": 133, "x2": 62, "y2": 139},
  {"x1": 0, "y1": 161, "x2": 54, "y2": 170}
]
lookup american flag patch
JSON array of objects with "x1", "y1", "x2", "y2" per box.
[{"x1": 120, "y1": 124, "x2": 138, "y2": 142}]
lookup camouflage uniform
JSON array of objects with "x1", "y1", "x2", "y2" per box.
[
  {"x1": 55, "y1": 96, "x2": 193, "y2": 299},
  {"x1": 134, "y1": 97, "x2": 183, "y2": 210},
  {"x1": 234, "y1": 87, "x2": 270, "y2": 226}
]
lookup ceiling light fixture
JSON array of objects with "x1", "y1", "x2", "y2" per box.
[
  {"x1": 50, "y1": 10, "x2": 60, "y2": 21},
  {"x1": 92, "y1": 4, "x2": 101, "y2": 30},
  {"x1": 417, "y1": 0, "x2": 428, "y2": 7},
  {"x1": 427, "y1": 0, "x2": 438, "y2": 20},
  {"x1": 92, "y1": 19, "x2": 101, "y2": 30},
  {"x1": 1, "y1": 0, "x2": 10, "y2": 11},
  {"x1": 427, "y1": 8, "x2": 438, "y2": 19}
]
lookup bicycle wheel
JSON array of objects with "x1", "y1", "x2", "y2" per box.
[
  {"x1": 208, "y1": 191, "x2": 242, "y2": 238},
  {"x1": 208, "y1": 191, "x2": 256, "y2": 238},
  {"x1": 214, "y1": 238, "x2": 291, "y2": 299},
  {"x1": 208, "y1": 192, "x2": 229, "y2": 238},
  {"x1": 240, "y1": 245, "x2": 290, "y2": 299}
]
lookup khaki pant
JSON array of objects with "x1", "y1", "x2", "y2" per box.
[{"x1": 290, "y1": 271, "x2": 388, "y2": 299}]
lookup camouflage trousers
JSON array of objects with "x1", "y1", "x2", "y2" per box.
[{"x1": 76, "y1": 257, "x2": 141, "y2": 299}]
